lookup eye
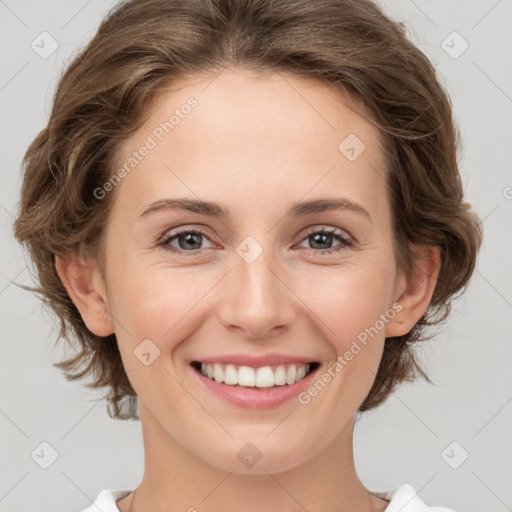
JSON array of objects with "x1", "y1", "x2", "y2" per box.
[
  {"x1": 159, "y1": 227, "x2": 215, "y2": 255},
  {"x1": 158, "y1": 225, "x2": 353, "y2": 256},
  {"x1": 296, "y1": 226, "x2": 353, "y2": 255}
]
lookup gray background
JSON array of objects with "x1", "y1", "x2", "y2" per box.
[{"x1": 1, "y1": 1, "x2": 511, "y2": 511}]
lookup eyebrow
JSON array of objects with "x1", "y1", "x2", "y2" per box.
[{"x1": 139, "y1": 197, "x2": 371, "y2": 221}]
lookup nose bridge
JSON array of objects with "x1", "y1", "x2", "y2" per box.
[{"x1": 218, "y1": 235, "x2": 295, "y2": 338}]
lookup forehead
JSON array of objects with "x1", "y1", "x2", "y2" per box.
[
  {"x1": 110, "y1": 69, "x2": 389, "y2": 219},
  {"x1": 133, "y1": 68, "x2": 382, "y2": 152}
]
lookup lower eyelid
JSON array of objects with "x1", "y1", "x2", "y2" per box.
[
  {"x1": 160, "y1": 229, "x2": 214, "y2": 250},
  {"x1": 160, "y1": 228, "x2": 353, "y2": 253},
  {"x1": 296, "y1": 235, "x2": 352, "y2": 252}
]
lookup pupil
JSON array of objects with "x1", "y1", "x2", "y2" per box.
[
  {"x1": 180, "y1": 233, "x2": 202, "y2": 250},
  {"x1": 311, "y1": 232, "x2": 332, "y2": 249}
]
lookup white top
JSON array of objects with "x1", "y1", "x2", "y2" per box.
[{"x1": 78, "y1": 484, "x2": 458, "y2": 511}]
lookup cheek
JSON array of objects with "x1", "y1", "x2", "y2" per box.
[
  {"x1": 299, "y1": 262, "x2": 395, "y2": 345},
  {"x1": 107, "y1": 260, "x2": 216, "y2": 352},
  {"x1": 293, "y1": 258, "x2": 394, "y2": 402},
  {"x1": 297, "y1": 271, "x2": 391, "y2": 420}
]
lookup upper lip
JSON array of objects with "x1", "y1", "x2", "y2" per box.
[{"x1": 191, "y1": 353, "x2": 317, "y2": 367}]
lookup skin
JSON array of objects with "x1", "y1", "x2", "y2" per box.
[{"x1": 56, "y1": 68, "x2": 440, "y2": 512}]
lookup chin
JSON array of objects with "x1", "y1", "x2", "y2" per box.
[{"x1": 196, "y1": 434, "x2": 317, "y2": 475}]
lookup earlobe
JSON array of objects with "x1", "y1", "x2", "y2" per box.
[
  {"x1": 385, "y1": 245, "x2": 441, "y2": 338},
  {"x1": 55, "y1": 252, "x2": 115, "y2": 337}
]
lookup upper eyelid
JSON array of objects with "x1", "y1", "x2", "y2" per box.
[
  {"x1": 160, "y1": 225, "x2": 214, "y2": 242},
  {"x1": 301, "y1": 225, "x2": 351, "y2": 238},
  {"x1": 160, "y1": 224, "x2": 353, "y2": 246}
]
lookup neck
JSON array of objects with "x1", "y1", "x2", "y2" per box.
[{"x1": 119, "y1": 403, "x2": 389, "y2": 512}]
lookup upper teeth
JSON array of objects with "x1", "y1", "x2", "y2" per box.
[{"x1": 200, "y1": 363, "x2": 311, "y2": 388}]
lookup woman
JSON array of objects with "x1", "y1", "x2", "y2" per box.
[{"x1": 13, "y1": 0, "x2": 482, "y2": 510}]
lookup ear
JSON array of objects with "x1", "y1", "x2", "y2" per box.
[
  {"x1": 55, "y1": 251, "x2": 115, "y2": 337},
  {"x1": 385, "y1": 244, "x2": 441, "y2": 338}
]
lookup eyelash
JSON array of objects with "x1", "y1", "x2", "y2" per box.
[{"x1": 158, "y1": 226, "x2": 354, "y2": 256}]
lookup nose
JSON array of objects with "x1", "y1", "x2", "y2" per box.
[{"x1": 216, "y1": 248, "x2": 296, "y2": 340}]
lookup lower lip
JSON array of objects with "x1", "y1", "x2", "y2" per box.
[{"x1": 191, "y1": 364, "x2": 319, "y2": 409}]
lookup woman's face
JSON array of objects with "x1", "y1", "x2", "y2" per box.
[{"x1": 85, "y1": 69, "x2": 410, "y2": 473}]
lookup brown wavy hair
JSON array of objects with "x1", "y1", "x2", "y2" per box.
[{"x1": 13, "y1": 0, "x2": 482, "y2": 420}]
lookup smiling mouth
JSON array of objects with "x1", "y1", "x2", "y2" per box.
[{"x1": 191, "y1": 361, "x2": 320, "y2": 389}]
